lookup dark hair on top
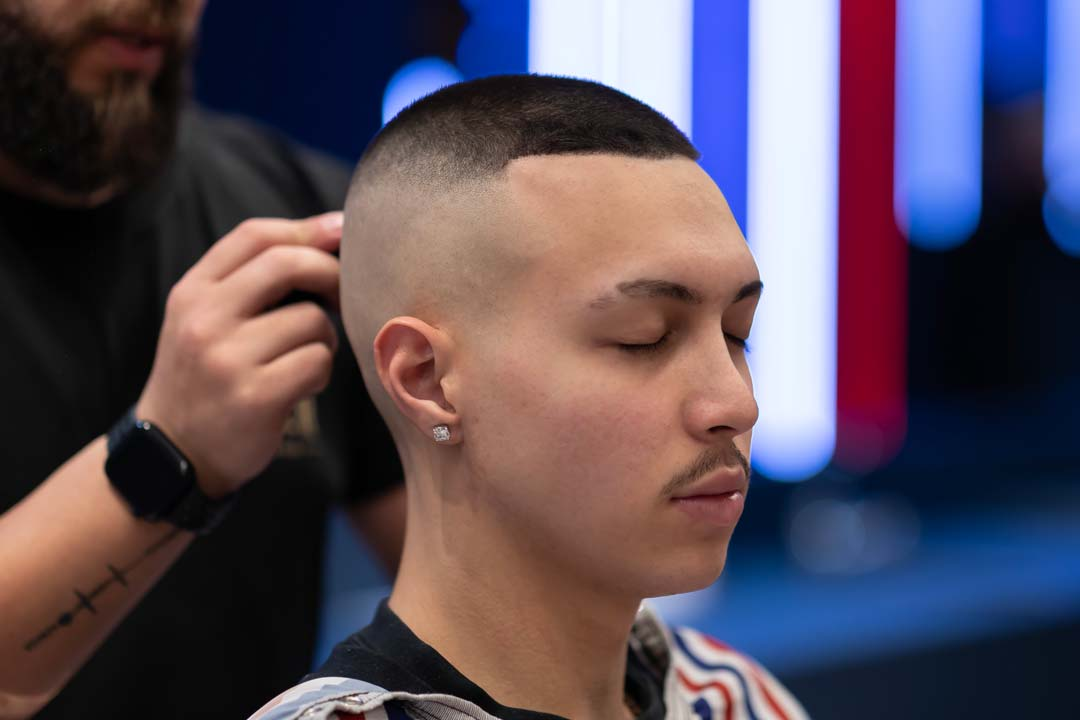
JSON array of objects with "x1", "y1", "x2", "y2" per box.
[{"x1": 356, "y1": 74, "x2": 700, "y2": 185}]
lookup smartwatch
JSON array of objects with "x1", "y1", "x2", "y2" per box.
[{"x1": 105, "y1": 407, "x2": 236, "y2": 534}]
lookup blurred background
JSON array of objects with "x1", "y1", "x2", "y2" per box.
[{"x1": 194, "y1": 1, "x2": 1079, "y2": 718}]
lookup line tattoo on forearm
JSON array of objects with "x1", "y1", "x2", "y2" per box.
[{"x1": 23, "y1": 527, "x2": 184, "y2": 652}]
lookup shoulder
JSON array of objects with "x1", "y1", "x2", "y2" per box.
[
  {"x1": 173, "y1": 106, "x2": 352, "y2": 221},
  {"x1": 246, "y1": 677, "x2": 394, "y2": 720},
  {"x1": 669, "y1": 625, "x2": 810, "y2": 720},
  {"x1": 246, "y1": 677, "x2": 493, "y2": 720}
]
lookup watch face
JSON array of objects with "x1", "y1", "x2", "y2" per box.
[{"x1": 105, "y1": 423, "x2": 192, "y2": 517}]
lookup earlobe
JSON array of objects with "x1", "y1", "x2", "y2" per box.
[{"x1": 373, "y1": 317, "x2": 461, "y2": 443}]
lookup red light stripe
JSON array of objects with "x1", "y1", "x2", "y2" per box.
[{"x1": 836, "y1": 0, "x2": 908, "y2": 472}]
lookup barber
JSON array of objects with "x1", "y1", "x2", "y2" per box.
[{"x1": 0, "y1": 2, "x2": 403, "y2": 718}]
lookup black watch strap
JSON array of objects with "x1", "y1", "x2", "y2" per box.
[
  {"x1": 163, "y1": 481, "x2": 238, "y2": 536},
  {"x1": 106, "y1": 407, "x2": 236, "y2": 535}
]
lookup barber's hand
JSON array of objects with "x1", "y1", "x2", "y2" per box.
[{"x1": 135, "y1": 213, "x2": 344, "y2": 499}]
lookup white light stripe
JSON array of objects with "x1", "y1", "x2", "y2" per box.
[
  {"x1": 746, "y1": 0, "x2": 839, "y2": 481},
  {"x1": 894, "y1": 0, "x2": 983, "y2": 249},
  {"x1": 529, "y1": 0, "x2": 606, "y2": 82},
  {"x1": 602, "y1": 0, "x2": 620, "y2": 85},
  {"x1": 528, "y1": 0, "x2": 693, "y2": 135}
]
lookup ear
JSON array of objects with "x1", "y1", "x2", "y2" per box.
[{"x1": 372, "y1": 316, "x2": 461, "y2": 444}]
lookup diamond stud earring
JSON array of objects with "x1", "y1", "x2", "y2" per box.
[{"x1": 432, "y1": 424, "x2": 451, "y2": 443}]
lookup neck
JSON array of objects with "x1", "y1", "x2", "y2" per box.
[
  {"x1": 390, "y1": 470, "x2": 643, "y2": 720},
  {"x1": 0, "y1": 152, "x2": 119, "y2": 208}
]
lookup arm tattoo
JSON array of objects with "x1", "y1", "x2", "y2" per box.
[{"x1": 23, "y1": 527, "x2": 184, "y2": 652}]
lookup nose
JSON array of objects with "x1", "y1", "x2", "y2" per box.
[{"x1": 681, "y1": 330, "x2": 759, "y2": 444}]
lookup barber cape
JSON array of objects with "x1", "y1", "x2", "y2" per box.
[{"x1": 250, "y1": 605, "x2": 809, "y2": 720}]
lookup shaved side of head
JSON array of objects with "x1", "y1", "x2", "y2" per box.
[{"x1": 341, "y1": 75, "x2": 699, "y2": 441}]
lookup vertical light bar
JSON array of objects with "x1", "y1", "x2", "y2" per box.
[
  {"x1": 747, "y1": 0, "x2": 839, "y2": 481},
  {"x1": 835, "y1": 0, "x2": 907, "y2": 474},
  {"x1": 615, "y1": 0, "x2": 694, "y2": 135},
  {"x1": 455, "y1": 0, "x2": 530, "y2": 79},
  {"x1": 894, "y1": 0, "x2": 983, "y2": 250},
  {"x1": 529, "y1": 0, "x2": 694, "y2": 135},
  {"x1": 1043, "y1": 0, "x2": 1080, "y2": 256},
  {"x1": 692, "y1": 0, "x2": 749, "y2": 232},
  {"x1": 601, "y1": 0, "x2": 620, "y2": 84},
  {"x1": 529, "y1": 0, "x2": 606, "y2": 81}
]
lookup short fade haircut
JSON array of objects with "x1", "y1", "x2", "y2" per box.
[
  {"x1": 342, "y1": 75, "x2": 703, "y2": 434},
  {"x1": 354, "y1": 74, "x2": 700, "y2": 189}
]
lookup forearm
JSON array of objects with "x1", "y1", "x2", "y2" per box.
[
  {"x1": 0, "y1": 436, "x2": 193, "y2": 719},
  {"x1": 0, "y1": 214, "x2": 345, "y2": 719}
]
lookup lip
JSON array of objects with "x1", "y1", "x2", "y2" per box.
[
  {"x1": 670, "y1": 467, "x2": 747, "y2": 500},
  {"x1": 106, "y1": 24, "x2": 171, "y2": 43},
  {"x1": 671, "y1": 491, "x2": 745, "y2": 527},
  {"x1": 669, "y1": 468, "x2": 748, "y2": 527},
  {"x1": 92, "y1": 28, "x2": 167, "y2": 75}
]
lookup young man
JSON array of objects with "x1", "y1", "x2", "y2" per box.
[
  {"x1": 0, "y1": 1, "x2": 403, "y2": 717},
  {"x1": 253, "y1": 75, "x2": 809, "y2": 720}
]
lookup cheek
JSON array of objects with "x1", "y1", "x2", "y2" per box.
[
  {"x1": 17, "y1": 2, "x2": 70, "y2": 42},
  {"x1": 479, "y1": 343, "x2": 670, "y2": 500},
  {"x1": 549, "y1": 387, "x2": 665, "y2": 482},
  {"x1": 23, "y1": 0, "x2": 67, "y2": 20}
]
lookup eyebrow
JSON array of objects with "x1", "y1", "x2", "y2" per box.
[{"x1": 588, "y1": 278, "x2": 763, "y2": 309}]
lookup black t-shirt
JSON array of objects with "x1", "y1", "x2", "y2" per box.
[
  {"x1": 310, "y1": 601, "x2": 666, "y2": 720},
  {"x1": 0, "y1": 107, "x2": 401, "y2": 719}
]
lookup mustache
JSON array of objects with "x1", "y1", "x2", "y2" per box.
[
  {"x1": 661, "y1": 442, "x2": 751, "y2": 497},
  {"x1": 64, "y1": 1, "x2": 189, "y2": 51}
]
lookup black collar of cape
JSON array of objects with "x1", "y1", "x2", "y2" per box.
[{"x1": 306, "y1": 600, "x2": 666, "y2": 720}]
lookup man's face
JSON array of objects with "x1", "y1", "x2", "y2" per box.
[
  {"x1": 0, "y1": 0, "x2": 205, "y2": 195},
  {"x1": 456, "y1": 155, "x2": 761, "y2": 598}
]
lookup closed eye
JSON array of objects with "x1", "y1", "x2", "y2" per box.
[
  {"x1": 617, "y1": 332, "x2": 670, "y2": 355},
  {"x1": 620, "y1": 332, "x2": 751, "y2": 356},
  {"x1": 726, "y1": 333, "x2": 751, "y2": 353}
]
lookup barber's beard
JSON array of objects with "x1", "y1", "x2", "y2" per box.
[{"x1": 0, "y1": 7, "x2": 189, "y2": 196}]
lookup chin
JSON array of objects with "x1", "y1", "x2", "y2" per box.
[{"x1": 634, "y1": 541, "x2": 732, "y2": 599}]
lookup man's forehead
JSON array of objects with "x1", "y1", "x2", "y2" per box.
[
  {"x1": 506, "y1": 154, "x2": 738, "y2": 243},
  {"x1": 496, "y1": 154, "x2": 756, "y2": 304},
  {"x1": 504, "y1": 153, "x2": 734, "y2": 241}
]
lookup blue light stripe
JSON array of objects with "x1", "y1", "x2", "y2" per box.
[
  {"x1": 1043, "y1": 0, "x2": 1080, "y2": 256},
  {"x1": 894, "y1": 0, "x2": 983, "y2": 249},
  {"x1": 456, "y1": 0, "x2": 529, "y2": 78},
  {"x1": 692, "y1": 0, "x2": 749, "y2": 232},
  {"x1": 381, "y1": 57, "x2": 465, "y2": 126}
]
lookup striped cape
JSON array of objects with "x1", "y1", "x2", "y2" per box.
[{"x1": 250, "y1": 606, "x2": 809, "y2": 720}]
